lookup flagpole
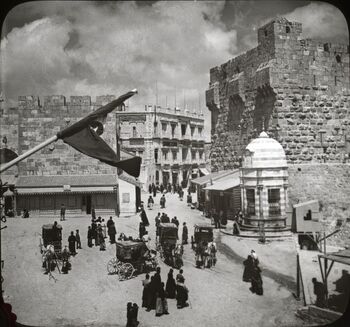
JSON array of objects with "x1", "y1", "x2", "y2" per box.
[{"x1": 0, "y1": 135, "x2": 58, "y2": 173}]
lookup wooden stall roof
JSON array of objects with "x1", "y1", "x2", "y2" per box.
[{"x1": 319, "y1": 249, "x2": 350, "y2": 266}]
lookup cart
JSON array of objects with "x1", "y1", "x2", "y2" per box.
[
  {"x1": 107, "y1": 240, "x2": 158, "y2": 281},
  {"x1": 156, "y1": 223, "x2": 183, "y2": 268},
  {"x1": 40, "y1": 224, "x2": 62, "y2": 257},
  {"x1": 191, "y1": 223, "x2": 214, "y2": 251}
]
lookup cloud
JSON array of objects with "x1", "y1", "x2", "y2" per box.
[
  {"x1": 284, "y1": 2, "x2": 349, "y2": 43},
  {"x1": 1, "y1": 1, "x2": 236, "y2": 110}
]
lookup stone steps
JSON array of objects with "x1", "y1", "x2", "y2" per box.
[
  {"x1": 221, "y1": 227, "x2": 293, "y2": 238},
  {"x1": 240, "y1": 223, "x2": 291, "y2": 233}
]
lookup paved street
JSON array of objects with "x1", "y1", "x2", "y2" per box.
[{"x1": 2, "y1": 191, "x2": 305, "y2": 327}]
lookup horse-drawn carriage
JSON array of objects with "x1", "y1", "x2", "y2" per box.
[
  {"x1": 40, "y1": 223, "x2": 62, "y2": 257},
  {"x1": 191, "y1": 223, "x2": 214, "y2": 250},
  {"x1": 156, "y1": 223, "x2": 183, "y2": 268},
  {"x1": 107, "y1": 240, "x2": 157, "y2": 281},
  {"x1": 191, "y1": 223, "x2": 216, "y2": 268},
  {"x1": 39, "y1": 223, "x2": 67, "y2": 275}
]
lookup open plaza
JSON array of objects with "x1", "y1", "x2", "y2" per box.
[{"x1": 3, "y1": 191, "x2": 311, "y2": 327}]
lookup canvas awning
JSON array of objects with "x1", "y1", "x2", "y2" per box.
[
  {"x1": 16, "y1": 174, "x2": 118, "y2": 195},
  {"x1": 17, "y1": 186, "x2": 115, "y2": 195},
  {"x1": 199, "y1": 168, "x2": 210, "y2": 175},
  {"x1": 203, "y1": 171, "x2": 240, "y2": 191},
  {"x1": 191, "y1": 169, "x2": 237, "y2": 186}
]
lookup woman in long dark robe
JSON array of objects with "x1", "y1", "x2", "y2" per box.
[
  {"x1": 165, "y1": 269, "x2": 176, "y2": 298},
  {"x1": 146, "y1": 276, "x2": 156, "y2": 311},
  {"x1": 250, "y1": 265, "x2": 263, "y2": 295},
  {"x1": 140, "y1": 209, "x2": 150, "y2": 226},
  {"x1": 155, "y1": 282, "x2": 168, "y2": 316},
  {"x1": 142, "y1": 274, "x2": 151, "y2": 308},
  {"x1": 243, "y1": 255, "x2": 254, "y2": 282}
]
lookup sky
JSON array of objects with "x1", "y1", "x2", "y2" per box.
[{"x1": 0, "y1": 1, "x2": 349, "y2": 139}]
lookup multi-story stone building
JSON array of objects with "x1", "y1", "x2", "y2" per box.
[
  {"x1": 116, "y1": 105, "x2": 206, "y2": 189},
  {"x1": 0, "y1": 95, "x2": 141, "y2": 217},
  {"x1": 205, "y1": 17, "x2": 350, "y2": 237}
]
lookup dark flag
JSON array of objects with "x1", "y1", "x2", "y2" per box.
[
  {"x1": 0, "y1": 148, "x2": 18, "y2": 164},
  {"x1": 56, "y1": 90, "x2": 141, "y2": 178}
]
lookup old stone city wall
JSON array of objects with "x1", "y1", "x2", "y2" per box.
[
  {"x1": 206, "y1": 17, "x2": 350, "y2": 170},
  {"x1": 0, "y1": 95, "x2": 118, "y2": 176}
]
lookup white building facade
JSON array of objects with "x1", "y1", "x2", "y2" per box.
[{"x1": 116, "y1": 105, "x2": 206, "y2": 189}]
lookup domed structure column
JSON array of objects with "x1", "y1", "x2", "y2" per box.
[{"x1": 240, "y1": 131, "x2": 289, "y2": 232}]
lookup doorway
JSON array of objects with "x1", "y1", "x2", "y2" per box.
[{"x1": 86, "y1": 195, "x2": 92, "y2": 214}]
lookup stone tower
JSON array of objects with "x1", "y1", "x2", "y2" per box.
[{"x1": 206, "y1": 17, "x2": 350, "y2": 171}]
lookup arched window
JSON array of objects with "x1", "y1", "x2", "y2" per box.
[{"x1": 286, "y1": 26, "x2": 290, "y2": 33}]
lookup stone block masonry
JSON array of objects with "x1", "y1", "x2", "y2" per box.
[
  {"x1": 288, "y1": 164, "x2": 350, "y2": 245},
  {"x1": 0, "y1": 95, "x2": 118, "y2": 176},
  {"x1": 206, "y1": 17, "x2": 350, "y2": 171}
]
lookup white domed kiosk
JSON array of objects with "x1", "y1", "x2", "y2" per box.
[{"x1": 240, "y1": 131, "x2": 289, "y2": 230}]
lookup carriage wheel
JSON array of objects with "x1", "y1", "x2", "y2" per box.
[
  {"x1": 107, "y1": 257, "x2": 120, "y2": 275},
  {"x1": 118, "y1": 263, "x2": 134, "y2": 281}
]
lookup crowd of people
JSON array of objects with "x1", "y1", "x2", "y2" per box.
[
  {"x1": 141, "y1": 267, "x2": 189, "y2": 317},
  {"x1": 87, "y1": 216, "x2": 107, "y2": 251}
]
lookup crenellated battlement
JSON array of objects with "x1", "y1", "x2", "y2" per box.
[{"x1": 17, "y1": 94, "x2": 117, "y2": 108}]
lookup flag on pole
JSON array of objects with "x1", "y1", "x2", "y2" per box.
[
  {"x1": 0, "y1": 148, "x2": 18, "y2": 164},
  {"x1": 56, "y1": 90, "x2": 141, "y2": 178}
]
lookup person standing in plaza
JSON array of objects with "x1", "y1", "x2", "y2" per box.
[
  {"x1": 166, "y1": 268, "x2": 176, "y2": 299},
  {"x1": 139, "y1": 222, "x2": 146, "y2": 239},
  {"x1": 182, "y1": 222, "x2": 188, "y2": 245},
  {"x1": 176, "y1": 280, "x2": 189, "y2": 309},
  {"x1": 147, "y1": 195, "x2": 154, "y2": 209},
  {"x1": 109, "y1": 222, "x2": 117, "y2": 244},
  {"x1": 160, "y1": 194, "x2": 166, "y2": 209},
  {"x1": 140, "y1": 208, "x2": 150, "y2": 226},
  {"x1": 155, "y1": 282, "x2": 168, "y2": 316},
  {"x1": 96, "y1": 224, "x2": 101, "y2": 246},
  {"x1": 91, "y1": 219, "x2": 97, "y2": 246},
  {"x1": 99, "y1": 227, "x2": 106, "y2": 251},
  {"x1": 60, "y1": 204, "x2": 66, "y2": 221},
  {"x1": 68, "y1": 231, "x2": 77, "y2": 255},
  {"x1": 142, "y1": 273, "x2": 151, "y2": 308},
  {"x1": 243, "y1": 255, "x2": 254, "y2": 282},
  {"x1": 87, "y1": 226, "x2": 93, "y2": 247},
  {"x1": 91, "y1": 205, "x2": 96, "y2": 221},
  {"x1": 250, "y1": 264, "x2": 263, "y2": 295},
  {"x1": 75, "y1": 229, "x2": 81, "y2": 249},
  {"x1": 312, "y1": 277, "x2": 327, "y2": 308}
]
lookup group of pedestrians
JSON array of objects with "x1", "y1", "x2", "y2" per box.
[
  {"x1": 243, "y1": 250, "x2": 263, "y2": 295},
  {"x1": 87, "y1": 216, "x2": 106, "y2": 251},
  {"x1": 141, "y1": 267, "x2": 190, "y2": 317},
  {"x1": 67, "y1": 229, "x2": 81, "y2": 256}
]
